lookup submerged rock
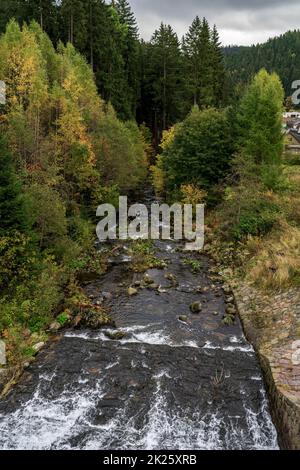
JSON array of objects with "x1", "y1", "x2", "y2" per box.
[
  {"x1": 226, "y1": 304, "x2": 236, "y2": 316},
  {"x1": 190, "y1": 301, "x2": 202, "y2": 314},
  {"x1": 222, "y1": 315, "x2": 235, "y2": 326},
  {"x1": 178, "y1": 315, "x2": 188, "y2": 323},
  {"x1": 143, "y1": 274, "x2": 154, "y2": 285},
  {"x1": 128, "y1": 287, "x2": 138, "y2": 296},
  {"x1": 104, "y1": 331, "x2": 126, "y2": 341}
]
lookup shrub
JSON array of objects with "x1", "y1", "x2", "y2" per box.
[{"x1": 158, "y1": 107, "x2": 233, "y2": 198}]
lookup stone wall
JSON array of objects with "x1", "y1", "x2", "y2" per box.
[{"x1": 235, "y1": 283, "x2": 300, "y2": 450}]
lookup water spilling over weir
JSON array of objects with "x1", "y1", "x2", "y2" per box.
[{"x1": 0, "y1": 191, "x2": 279, "y2": 450}]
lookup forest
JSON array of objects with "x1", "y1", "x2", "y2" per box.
[{"x1": 224, "y1": 30, "x2": 300, "y2": 99}]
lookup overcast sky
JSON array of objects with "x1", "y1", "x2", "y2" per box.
[{"x1": 128, "y1": 0, "x2": 300, "y2": 46}]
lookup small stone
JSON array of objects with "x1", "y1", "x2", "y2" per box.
[
  {"x1": 134, "y1": 281, "x2": 141, "y2": 287},
  {"x1": 32, "y1": 342, "x2": 45, "y2": 353},
  {"x1": 148, "y1": 283, "x2": 159, "y2": 290},
  {"x1": 226, "y1": 305, "x2": 236, "y2": 316},
  {"x1": 222, "y1": 315, "x2": 235, "y2": 326},
  {"x1": 190, "y1": 301, "x2": 202, "y2": 314},
  {"x1": 213, "y1": 311, "x2": 219, "y2": 316},
  {"x1": 104, "y1": 331, "x2": 126, "y2": 340},
  {"x1": 223, "y1": 285, "x2": 232, "y2": 295},
  {"x1": 48, "y1": 321, "x2": 61, "y2": 332},
  {"x1": 165, "y1": 273, "x2": 177, "y2": 283},
  {"x1": 128, "y1": 287, "x2": 138, "y2": 296},
  {"x1": 179, "y1": 315, "x2": 188, "y2": 323},
  {"x1": 225, "y1": 296, "x2": 234, "y2": 304},
  {"x1": 103, "y1": 292, "x2": 113, "y2": 301},
  {"x1": 143, "y1": 274, "x2": 154, "y2": 285},
  {"x1": 158, "y1": 287, "x2": 167, "y2": 294}
]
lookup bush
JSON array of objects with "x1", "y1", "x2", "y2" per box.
[
  {"x1": 158, "y1": 107, "x2": 233, "y2": 198},
  {"x1": 230, "y1": 200, "x2": 280, "y2": 240}
]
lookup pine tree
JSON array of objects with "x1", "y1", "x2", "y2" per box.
[
  {"x1": 114, "y1": 0, "x2": 140, "y2": 118},
  {"x1": 142, "y1": 24, "x2": 184, "y2": 146},
  {"x1": 0, "y1": 136, "x2": 29, "y2": 234},
  {"x1": 183, "y1": 17, "x2": 214, "y2": 108},
  {"x1": 211, "y1": 24, "x2": 225, "y2": 106},
  {"x1": 115, "y1": 0, "x2": 138, "y2": 39}
]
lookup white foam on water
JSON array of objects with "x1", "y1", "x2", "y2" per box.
[
  {"x1": 0, "y1": 378, "x2": 105, "y2": 450},
  {"x1": 0, "y1": 371, "x2": 279, "y2": 450},
  {"x1": 105, "y1": 361, "x2": 119, "y2": 370},
  {"x1": 203, "y1": 340, "x2": 254, "y2": 353},
  {"x1": 242, "y1": 388, "x2": 279, "y2": 450},
  {"x1": 64, "y1": 325, "x2": 200, "y2": 349}
]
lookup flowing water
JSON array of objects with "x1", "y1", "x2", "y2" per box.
[{"x1": 0, "y1": 192, "x2": 279, "y2": 450}]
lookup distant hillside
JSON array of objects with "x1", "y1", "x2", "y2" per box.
[{"x1": 224, "y1": 30, "x2": 300, "y2": 96}]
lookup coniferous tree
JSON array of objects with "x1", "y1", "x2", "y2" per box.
[
  {"x1": 211, "y1": 24, "x2": 226, "y2": 106},
  {"x1": 183, "y1": 17, "x2": 214, "y2": 108},
  {"x1": 141, "y1": 24, "x2": 184, "y2": 146},
  {"x1": 0, "y1": 136, "x2": 29, "y2": 234},
  {"x1": 114, "y1": 0, "x2": 140, "y2": 118}
]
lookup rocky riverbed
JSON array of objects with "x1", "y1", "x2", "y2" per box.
[{"x1": 0, "y1": 238, "x2": 279, "y2": 450}]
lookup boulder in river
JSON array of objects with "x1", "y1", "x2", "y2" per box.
[
  {"x1": 104, "y1": 331, "x2": 126, "y2": 340},
  {"x1": 32, "y1": 342, "x2": 45, "y2": 354},
  {"x1": 226, "y1": 304, "x2": 236, "y2": 316},
  {"x1": 190, "y1": 301, "x2": 202, "y2": 314},
  {"x1": 179, "y1": 315, "x2": 188, "y2": 323},
  {"x1": 128, "y1": 287, "x2": 138, "y2": 296}
]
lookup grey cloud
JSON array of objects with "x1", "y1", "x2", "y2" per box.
[{"x1": 128, "y1": 0, "x2": 300, "y2": 45}]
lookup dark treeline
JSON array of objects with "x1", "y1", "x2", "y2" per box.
[
  {"x1": 0, "y1": 1, "x2": 226, "y2": 144},
  {"x1": 224, "y1": 30, "x2": 300, "y2": 98}
]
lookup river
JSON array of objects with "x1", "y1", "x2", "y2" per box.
[{"x1": 0, "y1": 192, "x2": 279, "y2": 450}]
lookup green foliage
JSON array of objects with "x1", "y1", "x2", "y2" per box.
[
  {"x1": 224, "y1": 30, "x2": 300, "y2": 97},
  {"x1": 0, "y1": 136, "x2": 30, "y2": 235},
  {"x1": 159, "y1": 106, "x2": 233, "y2": 197},
  {"x1": 95, "y1": 107, "x2": 147, "y2": 191},
  {"x1": 0, "y1": 256, "x2": 63, "y2": 332},
  {"x1": 237, "y1": 69, "x2": 284, "y2": 179},
  {"x1": 27, "y1": 183, "x2": 67, "y2": 249},
  {"x1": 0, "y1": 19, "x2": 148, "y2": 364},
  {"x1": 183, "y1": 258, "x2": 202, "y2": 273},
  {"x1": 230, "y1": 199, "x2": 280, "y2": 240},
  {"x1": 0, "y1": 231, "x2": 37, "y2": 291},
  {"x1": 56, "y1": 311, "x2": 69, "y2": 326}
]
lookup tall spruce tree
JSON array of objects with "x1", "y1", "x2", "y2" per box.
[
  {"x1": 114, "y1": 0, "x2": 140, "y2": 119},
  {"x1": 211, "y1": 24, "x2": 225, "y2": 106},
  {"x1": 183, "y1": 17, "x2": 223, "y2": 108},
  {"x1": 141, "y1": 23, "x2": 184, "y2": 146}
]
